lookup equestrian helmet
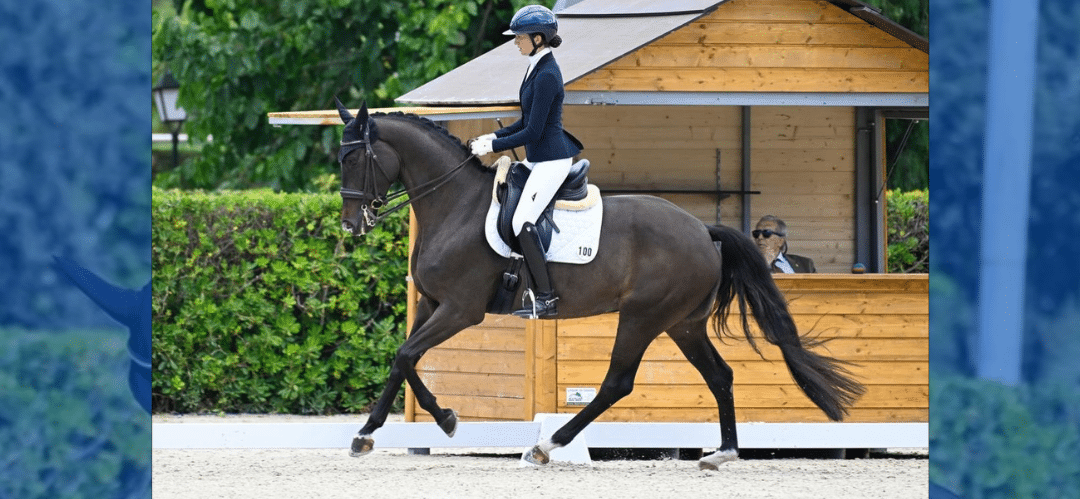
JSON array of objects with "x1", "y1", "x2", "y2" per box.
[{"x1": 504, "y1": 5, "x2": 558, "y2": 42}]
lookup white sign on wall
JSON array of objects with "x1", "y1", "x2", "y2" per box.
[{"x1": 565, "y1": 387, "x2": 596, "y2": 406}]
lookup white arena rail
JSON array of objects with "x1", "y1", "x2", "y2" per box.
[{"x1": 153, "y1": 415, "x2": 927, "y2": 451}]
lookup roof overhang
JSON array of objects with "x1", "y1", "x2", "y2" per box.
[
  {"x1": 397, "y1": 0, "x2": 926, "y2": 107},
  {"x1": 827, "y1": 0, "x2": 928, "y2": 53},
  {"x1": 396, "y1": 3, "x2": 722, "y2": 106},
  {"x1": 556, "y1": 0, "x2": 725, "y2": 16},
  {"x1": 565, "y1": 91, "x2": 928, "y2": 107},
  {"x1": 267, "y1": 106, "x2": 520, "y2": 126}
]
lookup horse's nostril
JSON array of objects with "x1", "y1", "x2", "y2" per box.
[{"x1": 342, "y1": 221, "x2": 353, "y2": 233}]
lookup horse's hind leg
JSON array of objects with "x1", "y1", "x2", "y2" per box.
[
  {"x1": 351, "y1": 299, "x2": 480, "y2": 456},
  {"x1": 667, "y1": 319, "x2": 739, "y2": 470},
  {"x1": 523, "y1": 315, "x2": 663, "y2": 465}
]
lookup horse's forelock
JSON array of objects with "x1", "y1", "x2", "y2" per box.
[{"x1": 343, "y1": 115, "x2": 378, "y2": 144}]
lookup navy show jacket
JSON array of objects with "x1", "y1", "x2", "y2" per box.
[{"x1": 492, "y1": 52, "x2": 582, "y2": 162}]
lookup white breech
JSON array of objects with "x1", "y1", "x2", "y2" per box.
[{"x1": 511, "y1": 157, "x2": 574, "y2": 236}]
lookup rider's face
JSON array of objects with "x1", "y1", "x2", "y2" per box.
[{"x1": 514, "y1": 34, "x2": 537, "y2": 56}]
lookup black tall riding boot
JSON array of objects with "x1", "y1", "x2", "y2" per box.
[{"x1": 513, "y1": 223, "x2": 559, "y2": 319}]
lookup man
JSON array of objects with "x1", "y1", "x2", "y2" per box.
[{"x1": 753, "y1": 215, "x2": 816, "y2": 274}]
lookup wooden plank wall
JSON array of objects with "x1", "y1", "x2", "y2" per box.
[
  {"x1": 552, "y1": 275, "x2": 927, "y2": 423},
  {"x1": 445, "y1": 119, "x2": 526, "y2": 165},
  {"x1": 563, "y1": 105, "x2": 743, "y2": 224},
  {"x1": 448, "y1": 103, "x2": 857, "y2": 273},
  {"x1": 750, "y1": 106, "x2": 855, "y2": 272},
  {"x1": 412, "y1": 315, "x2": 529, "y2": 422},
  {"x1": 448, "y1": 109, "x2": 745, "y2": 225},
  {"x1": 408, "y1": 275, "x2": 927, "y2": 424},
  {"x1": 566, "y1": 0, "x2": 928, "y2": 94}
]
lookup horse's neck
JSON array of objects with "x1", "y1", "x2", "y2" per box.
[{"x1": 380, "y1": 118, "x2": 489, "y2": 233}]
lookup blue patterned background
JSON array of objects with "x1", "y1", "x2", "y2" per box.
[{"x1": 1, "y1": 0, "x2": 151, "y2": 496}]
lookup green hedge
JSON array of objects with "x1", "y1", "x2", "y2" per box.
[
  {"x1": 886, "y1": 189, "x2": 929, "y2": 273},
  {"x1": 0, "y1": 329, "x2": 149, "y2": 498},
  {"x1": 931, "y1": 374, "x2": 1080, "y2": 498},
  {"x1": 151, "y1": 188, "x2": 409, "y2": 414}
]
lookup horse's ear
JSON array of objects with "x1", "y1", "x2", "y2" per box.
[
  {"x1": 335, "y1": 96, "x2": 354, "y2": 124},
  {"x1": 358, "y1": 101, "x2": 369, "y2": 121}
]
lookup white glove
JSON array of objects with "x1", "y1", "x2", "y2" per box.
[
  {"x1": 477, "y1": 133, "x2": 496, "y2": 142},
  {"x1": 470, "y1": 136, "x2": 494, "y2": 156}
]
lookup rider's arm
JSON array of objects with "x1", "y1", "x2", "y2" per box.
[{"x1": 491, "y1": 72, "x2": 558, "y2": 153}]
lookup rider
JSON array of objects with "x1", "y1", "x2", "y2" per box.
[{"x1": 470, "y1": 4, "x2": 581, "y2": 319}]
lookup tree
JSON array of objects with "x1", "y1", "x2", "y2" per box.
[
  {"x1": 152, "y1": 0, "x2": 539, "y2": 192},
  {"x1": 860, "y1": 0, "x2": 930, "y2": 192},
  {"x1": 885, "y1": 118, "x2": 929, "y2": 192},
  {"x1": 3, "y1": 0, "x2": 151, "y2": 328},
  {"x1": 153, "y1": 0, "x2": 930, "y2": 192},
  {"x1": 861, "y1": 0, "x2": 928, "y2": 37}
]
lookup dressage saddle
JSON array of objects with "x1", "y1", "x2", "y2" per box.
[{"x1": 495, "y1": 159, "x2": 591, "y2": 254}]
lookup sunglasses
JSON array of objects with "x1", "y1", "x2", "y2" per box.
[{"x1": 752, "y1": 229, "x2": 785, "y2": 239}]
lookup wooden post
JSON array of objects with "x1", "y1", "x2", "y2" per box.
[
  {"x1": 404, "y1": 208, "x2": 418, "y2": 422},
  {"x1": 529, "y1": 320, "x2": 558, "y2": 418}
]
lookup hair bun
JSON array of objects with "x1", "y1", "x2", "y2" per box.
[{"x1": 549, "y1": 35, "x2": 563, "y2": 48}]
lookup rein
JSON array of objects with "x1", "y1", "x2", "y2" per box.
[{"x1": 339, "y1": 128, "x2": 476, "y2": 232}]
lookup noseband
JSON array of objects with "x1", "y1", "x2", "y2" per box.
[{"x1": 339, "y1": 121, "x2": 476, "y2": 234}]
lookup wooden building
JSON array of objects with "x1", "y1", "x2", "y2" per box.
[
  {"x1": 400, "y1": 0, "x2": 928, "y2": 273},
  {"x1": 396, "y1": 0, "x2": 928, "y2": 431},
  {"x1": 269, "y1": 0, "x2": 929, "y2": 441},
  {"x1": 407, "y1": 274, "x2": 927, "y2": 425}
]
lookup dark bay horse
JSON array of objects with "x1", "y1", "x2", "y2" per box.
[{"x1": 335, "y1": 100, "x2": 864, "y2": 469}]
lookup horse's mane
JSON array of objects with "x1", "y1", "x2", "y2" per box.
[{"x1": 372, "y1": 112, "x2": 490, "y2": 172}]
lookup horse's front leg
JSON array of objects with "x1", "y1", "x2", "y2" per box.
[
  {"x1": 350, "y1": 300, "x2": 482, "y2": 456},
  {"x1": 350, "y1": 297, "x2": 435, "y2": 456}
]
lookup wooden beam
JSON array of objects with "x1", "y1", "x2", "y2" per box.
[
  {"x1": 708, "y1": 0, "x2": 865, "y2": 23},
  {"x1": 657, "y1": 22, "x2": 912, "y2": 48},
  {"x1": 569, "y1": 68, "x2": 928, "y2": 93},
  {"x1": 606, "y1": 45, "x2": 927, "y2": 71}
]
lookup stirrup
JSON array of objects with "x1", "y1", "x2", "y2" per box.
[{"x1": 512, "y1": 289, "x2": 558, "y2": 319}]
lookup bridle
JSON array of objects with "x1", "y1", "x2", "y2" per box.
[{"x1": 339, "y1": 119, "x2": 476, "y2": 235}]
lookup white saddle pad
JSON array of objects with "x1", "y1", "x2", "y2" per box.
[{"x1": 484, "y1": 194, "x2": 603, "y2": 264}]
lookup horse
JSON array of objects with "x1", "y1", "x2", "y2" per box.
[{"x1": 334, "y1": 100, "x2": 865, "y2": 469}]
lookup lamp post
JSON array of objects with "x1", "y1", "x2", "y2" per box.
[{"x1": 152, "y1": 71, "x2": 187, "y2": 172}]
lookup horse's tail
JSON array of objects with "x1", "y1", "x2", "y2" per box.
[{"x1": 706, "y1": 224, "x2": 865, "y2": 421}]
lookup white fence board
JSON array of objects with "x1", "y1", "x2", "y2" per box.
[{"x1": 153, "y1": 419, "x2": 926, "y2": 450}]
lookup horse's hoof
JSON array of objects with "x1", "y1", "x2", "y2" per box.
[
  {"x1": 350, "y1": 435, "x2": 375, "y2": 457},
  {"x1": 698, "y1": 449, "x2": 738, "y2": 470},
  {"x1": 438, "y1": 409, "x2": 458, "y2": 438},
  {"x1": 522, "y1": 444, "x2": 550, "y2": 466}
]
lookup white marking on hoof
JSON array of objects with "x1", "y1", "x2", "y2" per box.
[
  {"x1": 519, "y1": 439, "x2": 558, "y2": 467},
  {"x1": 698, "y1": 449, "x2": 738, "y2": 471},
  {"x1": 350, "y1": 435, "x2": 375, "y2": 457}
]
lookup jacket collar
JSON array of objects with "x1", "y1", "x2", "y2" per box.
[
  {"x1": 527, "y1": 48, "x2": 552, "y2": 73},
  {"x1": 523, "y1": 51, "x2": 554, "y2": 85}
]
